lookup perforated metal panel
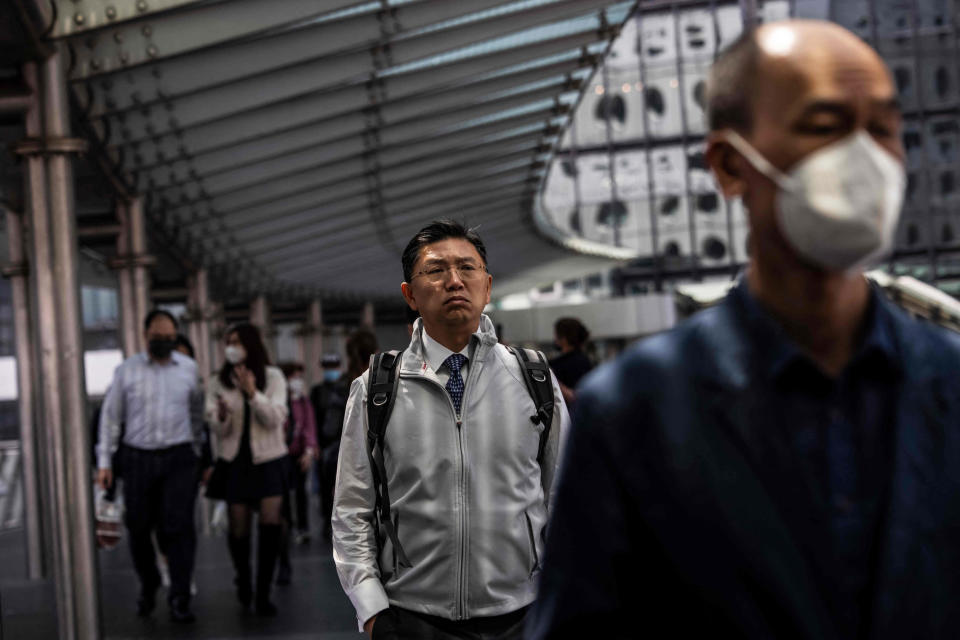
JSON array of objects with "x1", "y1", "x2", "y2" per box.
[{"x1": 539, "y1": 0, "x2": 960, "y2": 294}]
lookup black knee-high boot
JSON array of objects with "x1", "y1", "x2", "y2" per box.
[
  {"x1": 277, "y1": 519, "x2": 292, "y2": 585},
  {"x1": 227, "y1": 535, "x2": 252, "y2": 610},
  {"x1": 256, "y1": 524, "x2": 282, "y2": 616}
]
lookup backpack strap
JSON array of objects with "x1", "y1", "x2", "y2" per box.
[
  {"x1": 507, "y1": 346, "x2": 555, "y2": 464},
  {"x1": 365, "y1": 350, "x2": 410, "y2": 573}
]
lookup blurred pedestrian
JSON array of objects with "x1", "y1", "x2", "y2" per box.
[
  {"x1": 310, "y1": 350, "x2": 350, "y2": 540},
  {"x1": 333, "y1": 220, "x2": 569, "y2": 639},
  {"x1": 548, "y1": 317, "x2": 593, "y2": 407},
  {"x1": 204, "y1": 323, "x2": 289, "y2": 616},
  {"x1": 96, "y1": 310, "x2": 204, "y2": 624},
  {"x1": 528, "y1": 20, "x2": 960, "y2": 640},
  {"x1": 276, "y1": 361, "x2": 317, "y2": 584}
]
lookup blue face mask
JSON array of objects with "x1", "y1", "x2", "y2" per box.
[{"x1": 323, "y1": 370, "x2": 341, "y2": 383}]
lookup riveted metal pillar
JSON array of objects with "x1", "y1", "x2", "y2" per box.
[
  {"x1": 303, "y1": 300, "x2": 323, "y2": 386},
  {"x1": 250, "y1": 295, "x2": 275, "y2": 360},
  {"x1": 16, "y1": 54, "x2": 101, "y2": 639},
  {"x1": 186, "y1": 269, "x2": 213, "y2": 381},
  {"x1": 113, "y1": 199, "x2": 138, "y2": 357},
  {"x1": 361, "y1": 301, "x2": 375, "y2": 329},
  {"x1": 111, "y1": 196, "x2": 154, "y2": 356},
  {"x1": 2, "y1": 204, "x2": 44, "y2": 580},
  {"x1": 210, "y1": 301, "x2": 226, "y2": 372}
]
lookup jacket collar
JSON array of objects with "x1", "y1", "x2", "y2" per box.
[
  {"x1": 400, "y1": 314, "x2": 499, "y2": 377},
  {"x1": 696, "y1": 277, "x2": 957, "y2": 635}
]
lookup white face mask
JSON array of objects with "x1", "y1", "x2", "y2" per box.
[
  {"x1": 224, "y1": 345, "x2": 246, "y2": 365},
  {"x1": 288, "y1": 378, "x2": 305, "y2": 398},
  {"x1": 724, "y1": 129, "x2": 905, "y2": 272}
]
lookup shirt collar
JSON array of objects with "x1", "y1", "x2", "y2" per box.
[
  {"x1": 421, "y1": 326, "x2": 474, "y2": 374},
  {"x1": 730, "y1": 278, "x2": 901, "y2": 381},
  {"x1": 140, "y1": 351, "x2": 182, "y2": 366}
]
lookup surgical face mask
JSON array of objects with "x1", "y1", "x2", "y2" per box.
[
  {"x1": 148, "y1": 338, "x2": 176, "y2": 360},
  {"x1": 288, "y1": 378, "x2": 305, "y2": 398},
  {"x1": 724, "y1": 129, "x2": 905, "y2": 272},
  {"x1": 224, "y1": 344, "x2": 246, "y2": 365},
  {"x1": 323, "y1": 370, "x2": 341, "y2": 383}
]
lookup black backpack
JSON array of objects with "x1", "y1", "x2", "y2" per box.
[{"x1": 365, "y1": 346, "x2": 555, "y2": 572}]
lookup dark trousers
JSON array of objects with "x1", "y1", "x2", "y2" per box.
[
  {"x1": 122, "y1": 444, "x2": 198, "y2": 603},
  {"x1": 372, "y1": 606, "x2": 528, "y2": 640},
  {"x1": 292, "y1": 463, "x2": 309, "y2": 532},
  {"x1": 319, "y1": 445, "x2": 338, "y2": 534}
]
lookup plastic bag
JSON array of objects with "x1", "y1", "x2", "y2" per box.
[
  {"x1": 210, "y1": 500, "x2": 227, "y2": 536},
  {"x1": 95, "y1": 486, "x2": 124, "y2": 550}
]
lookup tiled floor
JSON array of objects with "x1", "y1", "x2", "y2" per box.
[{"x1": 1, "y1": 512, "x2": 360, "y2": 639}]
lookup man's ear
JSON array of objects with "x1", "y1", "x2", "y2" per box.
[
  {"x1": 401, "y1": 282, "x2": 418, "y2": 311},
  {"x1": 706, "y1": 133, "x2": 747, "y2": 199}
]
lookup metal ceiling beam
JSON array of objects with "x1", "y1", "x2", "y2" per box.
[
  {"x1": 170, "y1": 116, "x2": 552, "y2": 234},
  {"x1": 161, "y1": 103, "x2": 560, "y2": 223},
  {"x1": 63, "y1": 0, "x2": 363, "y2": 70},
  {"x1": 246, "y1": 172, "x2": 539, "y2": 260},
  {"x1": 169, "y1": 172, "x2": 534, "y2": 268},
  {"x1": 228, "y1": 140, "x2": 545, "y2": 240},
  {"x1": 134, "y1": 60, "x2": 586, "y2": 189},
  {"x1": 237, "y1": 155, "x2": 539, "y2": 255},
  {"x1": 103, "y1": 31, "x2": 597, "y2": 170},
  {"x1": 93, "y1": 18, "x2": 602, "y2": 149},
  {"x1": 270, "y1": 199, "x2": 526, "y2": 279},
  {"x1": 78, "y1": 0, "x2": 606, "y2": 122},
  {"x1": 72, "y1": 0, "x2": 507, "y2": 94},
  {"x1": 237, "y1": 176, "x2": 533, "y2": 255},
  {"x1": 52, "y1": 0, "x2": 211, "y2": 38},
  {"x1": 146, "y1": 83, "x2": 563, "y2": 201}
]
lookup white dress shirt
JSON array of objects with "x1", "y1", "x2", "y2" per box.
[
  {"x1": 420, "y1": 326, "x2": 477, "y2": 387},
  {"x1": 97, "y1": 350, "x2": 204, "y2": 469}
]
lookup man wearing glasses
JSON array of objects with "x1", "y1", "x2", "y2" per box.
[{"x1": 333, "y1": 219, "x2": 569, "y2": 639}]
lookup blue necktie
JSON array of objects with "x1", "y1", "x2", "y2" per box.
[{"x1": 444, "y1": 354, "x2": 467, "y2": 415}]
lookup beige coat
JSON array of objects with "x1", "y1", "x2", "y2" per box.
[{"x1": 205, "y1": 365, "x2": 288, "y2": 464}]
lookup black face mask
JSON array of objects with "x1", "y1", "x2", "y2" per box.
[{"x1": 148, "y1": 338, "x2": 176, "y2": 360}]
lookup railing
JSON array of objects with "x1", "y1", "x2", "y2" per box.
[{"x1": 0, "y1": 440, "x2": 23, "y2": 530}]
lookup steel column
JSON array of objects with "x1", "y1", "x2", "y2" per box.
[
  {"x1": 304, "y1": 300, "x2": 323, "y2": 387},
  {"x1": 250, "y1": 295, "x2": 275, "y2": 360},
  {"x1": 113, "y1": 199, "x2": 138, "y2": 357},
  {"x1": 2, "y1": 205, "x2": 44, "y2": 580},
  {"x1": 361, "y1": 302, "x2": 375, "y2": 329},
  {"x1": 18, "y1": 57, "x2": 101, "y2": 640},
  {"x1": 128, "y1": 196, "x2": 151, "y2": 336},
  {"x1": 41, "y1": 46, "x2": 101, "y2": 640}
]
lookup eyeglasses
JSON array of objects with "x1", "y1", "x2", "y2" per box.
[{"x1": 411, "y1": 263, "x2": 487, "y2": 283}]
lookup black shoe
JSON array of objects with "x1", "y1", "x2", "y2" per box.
[
  {"x1": 256, "y1": 524, "x2": 282, "y2": 617},
  {"x1": 255, "y1": 598, "x2": 278, "y2": 617},
  {"x1": 228, "y1": 534, "x2": 253, "y2": 610},
  {"x1": 169, "y1": 597, "x2": 196, "y2": 624},
  {"x1": 276, "y1": 563, "x2": 291, "y2": 586},
  {"x1": 136, "y1": 581, "x2": 159, "y2": 617}
]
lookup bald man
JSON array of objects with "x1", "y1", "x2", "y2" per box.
[{"x1": 527, "y1": 20, "x2": 960, "y2": 640}]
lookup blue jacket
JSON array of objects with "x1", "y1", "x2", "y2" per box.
[{"x1": 528, "y1": 284, "x2": 960, "y2": 640}]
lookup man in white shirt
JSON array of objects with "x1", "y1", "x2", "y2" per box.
[{"x1": 97, "y1": 309, "x2": 204, "y2": 624}]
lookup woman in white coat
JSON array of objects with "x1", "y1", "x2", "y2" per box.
[{"x1": 205, "y1": 323, "x2": 288, "y2": 616}]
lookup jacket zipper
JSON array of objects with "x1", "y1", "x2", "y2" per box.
[{"x1": 403, "y1": 357, "x2": 479, "y2": 620}]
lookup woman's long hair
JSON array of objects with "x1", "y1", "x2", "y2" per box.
[
  {"x1": 345, "y1": 329, "x2": 378, "y2": 381},
  {"x1": 218, "y1": 322, "x2": 270, "y2": 391}
]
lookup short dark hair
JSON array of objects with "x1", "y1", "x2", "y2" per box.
[
  {"x1": 707, "y1": 29, "x2": 761, "y2": 133},
  {"x1": 174, "y1": 334, "x2": 195, "y2": 358},
  {"x1": 555, "y1": 317, "x2": 590, "y2": 350},
  {"x1": 401, "y1": 219, "x2": 488, "y2": 282},
  {"x1": 144, "y1": 309, "x2": 178, "y2": 332},
  {"x1": 279, "y1": 361, "x2": 304, "y2": 378},
  {"x1": 345, "y1": 329, "x2": 379, "y2": 381}
]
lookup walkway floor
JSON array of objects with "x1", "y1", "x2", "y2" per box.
[{"x1": 1, "y1": 507, "x2": 361, "y2": 639}]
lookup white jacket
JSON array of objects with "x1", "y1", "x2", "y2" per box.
[{"x1": 332, "y1": 316, "x2": 569, "y2": 627}]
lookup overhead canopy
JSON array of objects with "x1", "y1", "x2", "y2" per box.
[{"x1": 47, "y1": 0, "x2": 641, "y2": 301}]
